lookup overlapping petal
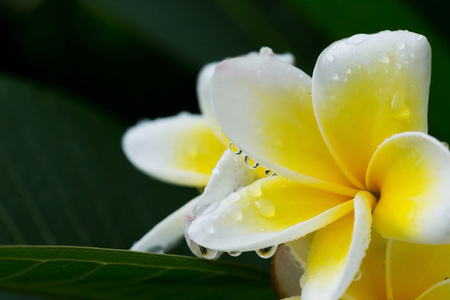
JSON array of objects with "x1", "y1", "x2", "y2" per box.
[
  {"x1": 313, "y1": 30, "x2": 430, "y2": 187},
  {"x1": 122, "y1": 113, "x2": 224, "y2": 187},
  {"x1": 301, "y1": 192, "x2": 374, "y2": 300},
  {"x1": 343, "y1": 230, "x2": 388, "y2": 300},
  {"x1": 416, "y1": 281, "x2": 450, "y2": 300},
  {"x1": 188, "y1": 175, "x2": 353, "y2": 252},
  {"x1": 210, "y1": 50, "x2": 356, "y2": 196},
  {"x1": 367, "y1": 132, "x2": 450, "y2": 244},
  {"x1": 386, "y1": 240, "x2": 450, "y2": 299}
]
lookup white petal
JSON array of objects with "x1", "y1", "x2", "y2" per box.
[
  {"x1": 122, "y1": 113, "x2": 224, "y2": 187},
  {"x1": 188, "y1": 175, "x2": 354, "y2": 252},
  {"x1": 210, "y1": 51, "x2": 356, "y2": 196},
  {"x1": 197, "y1": 62, "x2": 229, "y2": 145},
  {"x1": 313, "y1": 30, "x2": 430, "y2": 187},
  {"x1": 197, "y1": 49, "x2": 295, "y2": 145},
  {"x1": 130, "y1": 197, "x2": 197, "y2": 253}
]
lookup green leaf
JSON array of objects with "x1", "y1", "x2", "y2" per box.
[
  {"x1": 0, "y1": 246, "x2": 273, "y2": 300},
  {"x1": 0, "y1": 72, "x2": 197, "y2": 250}
]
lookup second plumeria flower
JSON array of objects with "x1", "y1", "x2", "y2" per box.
[{"x1": 186, "y1": 30, "x2": 450, "y2": 299}]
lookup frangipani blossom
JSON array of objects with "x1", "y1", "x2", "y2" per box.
[
  {"x1": 122, "y1": 52, "x2": 293, "y2": 253},
  {"x1": 185, "y1": 30, "x2": 450, "y2": 299},
  {"x1": 272, "y1": 231, "x2": 450, "y2": 299}
]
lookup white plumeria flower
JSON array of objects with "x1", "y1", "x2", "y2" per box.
[
  {"x1": 122, "y1": 50, "x2": 294, "y2": 253},
  {"x1": 185, "y1": 30, "x2": 450, "y2": 299}
]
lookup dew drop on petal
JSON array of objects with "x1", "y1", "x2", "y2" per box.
[
  {"x1": 229, "y1": 143, "x2": 242, "y2": 155},
  {"x1": 248, "y1": 182, "x2": 262, "y2": 197},
  {"x1": 396, "y1": 40, "x2": 406, "y2": 50},
  {"x1": 264, "y1": 169, "x2": 277, "y2": 177},
  {"x1": 441, "y1": 141, "x2": 449, "y2": 149},
  {"x1": 202, "y1": 220, "x2": 215, "y2": 234},
  {"x1": 353, "y1": 269, "x2": 362, "y2": 281},
  {"x1": 378, "y1": 51, "x2": 390, "y2": 64},
  {"x1": 228, "y1": 251, "x2": 242, "y2": 257},
  {"x1": 326, "y1": 53, "x2": 335, "y2": 62},
  {"x1": 227, "y1": 192, "x2": 241, "y2": 203},
  {"x1": 255, "y1": 245, "x2": 278, "y2": 258},
  {"x1": 390, "y1": 94, "x2": 410, "y2": 119},
  {"x1": 226, "y1": 205, "x2": 243, "y2": 221},
  {"x1": 255, "y1": 199, "x2": 275, "y2": 217},
  {"x1": 346, "y1": 34, "x2": 368, "y2": 45},
  {"x1": 395, "y1": 62, "x2": 402, "y2": 69},
  {"x1": 244, "y1": 155, "x2": 260, "y2": 169},
  {"x1": 329, "y1": 70, "x2": 340, "y2": 81},
  {"x1": 300, "y1": 275, "x2": 307, "y2": 288},
  {"x1": 199, "y1": 245, "x2": 220, "y2": 259}
]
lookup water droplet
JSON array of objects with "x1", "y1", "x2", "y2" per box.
[
  {"x1": 329, "y1": 70, "x2": 340, "y2": 81},
  {"x1": 199, "y1": 246, "x2": 220, "y2": 259},
  {"x1": 408, "y1": 51, "x2": 416, "y2": 58},
  {"x1": 396, "y1": 40, "x2": 405, "y2": 50},
  {"x1": 264, "y1": 169, "x2": 277, "y2": 177},
  {"x1": 229, "y1": 143, "x2": 242, "y2": 155},
  {"x1": 395, "y1": 62, "x2": 402, "y2": 69},
  {"x1": 255, "y1": 199, "x2": 276, "y2": 217},
  {"x1": 228, "y1": 251, "x2": 242, "y2": 257},
  {"x1": 390, "y1": 94, "x2": 410, "y2": 118},
  {"x1": 227, "y1": 192, "x2": 241, "y2": 203},
  {"x1": 353, "y1": 269, "x2": 362, "y2": 281},
  {"x1": 255, "y1": 245, "x2": 278, "y2": 258},
  {"x1": 226, "y1": 205, "x2": 243, "y2": 221},
  {"x1": 441, "y1": 141, "x2": 449, "y2": 149},
  {"x1": 378, "y1": 51, "x2": 390, "y2": 64},
  {"x1": 259, "y1": 47, "x2": 273, "y2": 56},
  {"x1": 326, "y1": 53, "x2": 335, "y2": 62},
  {"x1": 416, "y1": 34, "x2": 424, "y2": 41},
  {"x1": 347, "y1": 34, "x2": 368, "y2": 45},
  {"x1": 248, "y1": 182, "x2": 262, "y2": 197},
  {"x1": 300, "y1": 275, "x2": 307, "y2": 288},
  {"x1": 202, "y1": 220, "x2": 215, "y2": 234},
  {"x1": 244, "y1": 155, "x2": 259, "y2": 169},
  {"x1": 344, "y1": 67, "x2": 352, "y2": 74}
]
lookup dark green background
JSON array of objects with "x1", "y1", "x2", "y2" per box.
[{"x1": 0, "y1": 0, "x2": 448, "y2": 299}]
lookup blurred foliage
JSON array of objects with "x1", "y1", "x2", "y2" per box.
[{"x1": 0, "y1": 0, "x2": 448, "y2": 299}]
